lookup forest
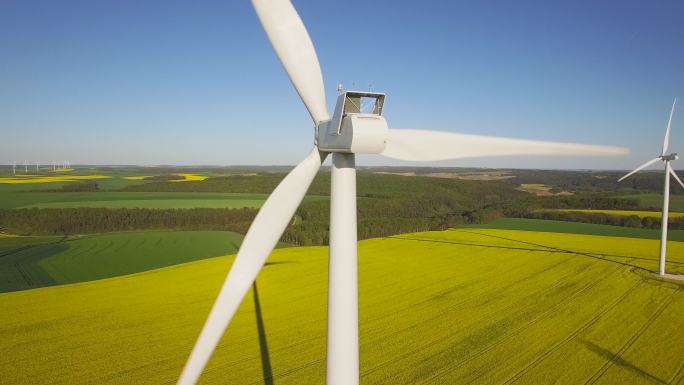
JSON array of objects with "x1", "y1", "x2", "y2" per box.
[{"x1": 2, "y1": 169, "x2": 681, "y2": 244}]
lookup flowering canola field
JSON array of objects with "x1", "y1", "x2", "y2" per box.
[{"x1": 0, "y1": 228, "x2": 682, "y2": 384}]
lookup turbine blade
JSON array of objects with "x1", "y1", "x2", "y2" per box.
[
  {"x1": 177, "y1": 147, "x2": 326, "y2": 385},
  {"x1": 669, "y1": 167, "x2": 684, "y2": 190},
  {"x1": 617, "y1": 157, "x2": 661, "y2": 182},
  {"x1": 380, "y1": 129, "x2": 628, "y2": 162},
  {"x1": 662, "y1": 98, "x2": 677, "y2": 156},
  {"x1": 252, "y1": 0, "x2": 329, "y2": 126}
]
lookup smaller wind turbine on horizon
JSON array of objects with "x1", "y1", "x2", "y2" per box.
[
  {"x1": 24, "y1": 160, "x2": 28, "y2": 174},
  {"x1": 619, "y1": 98, "x2": 681, "y2": 276},
  {"x1": 12, "y1": 161, "x2": 16, "y2": 175}
]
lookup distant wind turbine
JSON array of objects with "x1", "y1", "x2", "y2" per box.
[
  {"x1": 24, "y1": 160, "x2": 27, "y2": 174},
  {"x1": 177, "y1": 1, "x2": 629, "y2": 384},
  {"x1": 618, "y1": 98, "x2": 680, "y2": 276},
  {"x1": 12, "y1": 160, "x2": 16, "y2": 175}
]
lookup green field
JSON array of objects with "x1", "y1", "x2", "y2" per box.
[
  {"x1": 0, "y1": 191, "x2": 327, "y2": 209},
  {"x1": 1, "y1": 228, "x2": 682, "y2": 384},
  {"x1": 619, "y1": 193, "x2": 684, "y2": 211},
  {"x1": 542, "y1": 209, "x2": 684, "y2": 218},
  {"x1": 0, "y1": 231, "x2": 243, "y2": 292},
  {"x1": 466, "y1": 217, "x2": 684, "y2": 242}
]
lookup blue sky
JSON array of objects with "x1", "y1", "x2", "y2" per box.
[{"x1": 1, "y1": 0, "x2": 682, "y2": 169}]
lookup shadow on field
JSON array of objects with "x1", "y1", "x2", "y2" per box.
[
  {"x1": 253, "y1": 282, "x2": 274, "y2": 385},
  {"x1": 580, "y1": 340, "x2": 668, "y2": 384},
  {"x1": 461, "y1": 230, "x2": 684, "y2": 269}
]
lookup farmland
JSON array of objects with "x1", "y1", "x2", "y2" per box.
[
  {"x1": 0, "y1": 191, "x2": 328, "y2": 210},
  {"x1": 470, "y1": 217, "x2": 684, "y2": 241},
  {"x1": 0, "y1": 228, "x2": 682, "y2": 384},
  {"x1": 542, "y1": 209, "x2": 684, "y2": 218},
  {"x1": 618, "y1": 193, "x2": 684, "y2": 212},
  {"x1": 0, "y1": 231, "x2": 244, "y2": 292}
]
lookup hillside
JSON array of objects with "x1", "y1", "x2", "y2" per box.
[{"x1": 1, "y1": 228, "x2": 682, "y2": 384}]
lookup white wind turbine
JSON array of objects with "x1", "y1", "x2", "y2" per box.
[
  {"x1": 177, "y1": 1, "x2": 628, "y2": 384},
  {"x1": 618, "y1": 98, "x2": 680, "y2": 276},
  {"x1": 12, "y1": 160, "x2": 16, "y2": 175}
]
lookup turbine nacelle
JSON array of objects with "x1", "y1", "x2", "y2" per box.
[
  {"x1": 662, "y1": 153, "x2": 678, "y2": 161},
  {"x1": 317, "y1": 91, "x2": 388, "y2": 154}
]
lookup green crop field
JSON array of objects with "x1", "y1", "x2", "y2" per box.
[
  {"x1": 540, "y1": 209, "x2": 684, "y2": 218},
  {"x1": 0, "y1": 231, "x2": 243, "y2": 292},
  {"x1": 1, "y1": 228, "x2": 682, "y2": 384},
  {"x1": 618, "y1": 193, "x2": 684, "y2": 211},
  {"x1": 466, "y1": 217, "x2": 684, "y2": 242},
  {"x1": 0, "y1": 191, "x2": 327, "y2": 209}
]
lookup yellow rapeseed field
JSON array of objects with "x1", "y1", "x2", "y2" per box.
[
  {"x1": 171, "y1": 173, "x2": 208, "y2": 182},
  {"x1": 0, "y1": 228, "x2": 682, "y2": 384}
]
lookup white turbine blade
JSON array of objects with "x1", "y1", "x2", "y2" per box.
[
  {"x1": 617, "y1": 157, "x2": 662, "y2": 182},
  {"x1": 177, "y1": 147, "x2": 326, "y2": 385},
  {"x1": 669, "y1": 167, "x2": 684, "y2": 190},
  {"x1": 662, "y1": 98, "x2": 677, "y2": 155},
  {"x1": 252, "y1": 0, "x2": 329, "y2": 126},
  {"x1": 380, "y1": 129, "x2": 628, "y2": 162}
]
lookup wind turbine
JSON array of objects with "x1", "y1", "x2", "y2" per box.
[
  {"x1": 24, "y1": 160, "x2": 27, "y2": 174},
  {"x1": 12, "y1": 161, "x2": 16, "y2": 175},
  {"x1": 618, "y1": 98, "x2": 680, "y2": 276},
  {"x1": 177, "y1": 1, "x2": 627, "y2": 384}
]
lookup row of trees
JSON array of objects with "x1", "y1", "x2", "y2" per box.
[
  {"x1": 524, "y1": 210, "x2": 684, "y2": 230},
  {"x1": 0, "y1": 208, "x2": 257, "y2": 235}
]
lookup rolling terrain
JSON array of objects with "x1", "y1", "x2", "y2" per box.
[
  {"x1": 468, "y1": 218, "x2": 684, "y2": 242},
  {"x1": 0, "y1": 231, "x2": 243, "y2": 292},
  {"x1": 618, "y1": 193, "x2": 684, "y2": 212},
  {"x1": 544, "y1": 209, "x2": 684, "y2": 218},
  {"x1": 1, "y1": 228, "x2": 682, "y2": 384}
]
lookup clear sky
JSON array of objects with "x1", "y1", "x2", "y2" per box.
[{"x1": 1, "y1": 0, "x2": 682, "y2": 169}]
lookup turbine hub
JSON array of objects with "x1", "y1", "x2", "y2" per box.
[{"x1": 317, "y1": 91, "x2": 388, "y2": 154}]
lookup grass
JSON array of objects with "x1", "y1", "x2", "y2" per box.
[
  {"x1": 0, "y1": 191, "x2": 327, "y2": 209},
  {"x1": 0, "y1": 175, "x2": 111, "y2": 184},
  {"x1": 467, "y1": 218, "x2": 684, "y2": 242},
  {"x1": 618, "y1": 193, "x2": 684, "y2": 211},
  {"x1": 0, "y1": 231, "x2": 243, "y2": 293},
  {"x1": 0, "y1": 228, "x2": 682, "y2": 384},
  {"x1": 542, "y1": 209, "x2": 684, "y2": 218}
]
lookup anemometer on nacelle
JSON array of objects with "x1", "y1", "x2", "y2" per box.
[{"x1": 317, "y1": 91, "x2": 389, "y2": 154}]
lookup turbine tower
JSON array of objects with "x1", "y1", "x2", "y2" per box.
[
  {"x1": 177, "y1": 1, "x2": 628, "y2": 384},
  {"x1": 24, "y1": 160, "x2": 27, "y2": 174},
  {"x1": 12, "y1": 160, "x2": 16, "y2": 175},
  {"x1": 619, "y1": 98, "x2": 681, "y2": 276}
]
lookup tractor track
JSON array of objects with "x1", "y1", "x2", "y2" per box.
[
  {"x1": 361, "y1": 253, "x2": 583, "y2": 379},
  {"x1": 418, "y1": 261, "x2": 619, "y2": 384},
  {"x1": 584, "y1": 286, "x2": 681, "y2": 385},
  {"x1": 502, "y1": 279, "x2": 643, "y2": 385}
]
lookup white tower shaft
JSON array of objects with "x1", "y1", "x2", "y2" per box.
[
  {"x1": 659, "y1": 162, "x2": 671, "y2": 275},
  {"x1": 327, "y1": 153, "x2": 359, "y2": 385}
]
